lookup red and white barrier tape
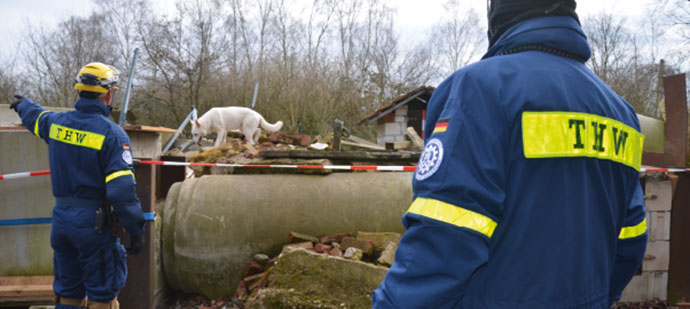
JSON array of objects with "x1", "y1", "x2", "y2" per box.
[
  {"x1": 136, "y1": 160, "x2": 418, "y2": 172},
  {"x1": 0, "y1": 170, "x2": 50, "y2": 180},
  {"x1": 2, "y1": 162, "x2": 688, "y2": 181}
]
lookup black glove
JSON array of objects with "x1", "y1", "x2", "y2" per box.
[
  {"x1": 127, "y1": 234, "x2": 144, "y2": 255},
  {"x1": 9, "y1": 95, "x2": 23, "y2": 111}
]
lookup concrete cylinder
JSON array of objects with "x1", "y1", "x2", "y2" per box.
[
  {"x1": 637, "y1": 114, "x2": 665, "y2": 153},
  {"x1": 161, "y1": 173, "x2": 413, "y2": 298}
]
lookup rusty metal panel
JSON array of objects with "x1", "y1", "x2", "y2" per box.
[
  {"x1": 668, "y1": 173, "x2": 690, "y2": 304},
  {"x1": 157, "y1": 155, "x2": 186, "y2": 200},
  {"x1": 642, "y1": 74, "x2": 687, "y2": 167},
  {"x1": 119, "y1": 161, "x2": 156, "y2": 309}
]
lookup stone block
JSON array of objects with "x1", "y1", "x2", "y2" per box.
[
  {"x1": 395, "y1": 116, "x2": 406, "y2": 122},
  {"x1": 620, "y1": 273, "x2": 649, "y2": 302},
  {"x1": 265, "y1": 247, "x2": 389, "y2": 308},
  {"x1": 382, "y1": 135, "x2": 396, "y2": 143},
  {"x1": 283, "y1": 241, "x2": 314, "y2": 251},
  {"x1": 648, "y1": 211, "x2": 671, "y2": 241},
  {"x1": 395, "y1": 105, "x2": 408, "y2": 116},
  {"x1": 652, "y1": 271, "x2": 668, "y2": 301},
  {"x1": 643, "y1": 241, "x2": 669, "y2": 271},
  {"x1": 344, "y1": 247, "x2": 363, "y2": 261},
  {"x1": 356, "y1": 232, "x2": 402, "y2": 252},
  {"x1": 384, "y1": 122, "x2": 402, "y2": 136},
  {"x1": 394, "y1": 135, "x2": 406, "y2": 142},
  {"x1": 329, "y1": 247, "x2": 343, "y2": 257},
  {"x1": 341, "y1": 237, "x2": 374, "y2": 256},
  {"x1": 645, "y1": 180, "x2": 672, "y2": 211},
  {"x1": 620, "y1": 271, "x2": 668, "y2": 302},
  {"x1": 377, "y1": 124, "x2": 386, "y2": 137},
  {"x1": 377, "y1": 241, "x2": 397, "y2": 267}
]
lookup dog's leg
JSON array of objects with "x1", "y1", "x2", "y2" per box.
[
  {"x1": 214, "y1": 131, "x2": 224, "y2": 147},
  {"x1": 253, "y1": 129, "x2": 261, "y2": 145}
]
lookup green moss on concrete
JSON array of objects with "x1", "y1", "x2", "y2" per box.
[
  {"x1": 246, "y1": 288, "x2": 343, "y2": 308},
  {"x1": 268, "y1": 247, "x2": 387, "y2": 308}
]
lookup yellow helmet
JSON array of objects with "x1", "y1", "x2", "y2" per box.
[{"x1": 73, "y1": 62, "x2": 120, "y2": 94}]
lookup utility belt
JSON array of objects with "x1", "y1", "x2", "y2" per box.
[{"x1": 55, "y1": 197, "x2": 122, "y2": 236}]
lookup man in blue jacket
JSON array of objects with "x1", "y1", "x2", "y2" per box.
[
  {"x1": 373, "y1": 1, "x2": 647, "y2": 308},
  {"x1": 10, "y1": 62, "x2": 145, "y2": 309}
]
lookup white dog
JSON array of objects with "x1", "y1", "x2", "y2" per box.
[{"x1": 191, "y1": 107, "x2": 283, "y2": 147}]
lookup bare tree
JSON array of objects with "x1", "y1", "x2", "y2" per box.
[
  {"x1": 22, "y1": 14, "x2": 118, "y2": 107},
  {"x1": 136, "y1": 0, "x2": 225, "y2": 125},
  {"x1": 431, "y1": 0, "x2": 485, "y2": 77}
]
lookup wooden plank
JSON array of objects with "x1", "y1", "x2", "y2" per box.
[
  {"x1": 406, "y1": 127, "x2": 424, "y2": 148},
  {"x1": 341, "y1": 140, "x2": 386, "y2": 151},
  {"x1": 0, "y1": 276, "x2": 54, "y2": 298},
  {"x1": 122, "y1": 125, "x2": 181, "y2": 134}
]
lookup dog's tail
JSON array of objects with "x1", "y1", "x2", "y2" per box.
[{"x1": 259, "y1": 117, "x2": 283, "y2": 132}]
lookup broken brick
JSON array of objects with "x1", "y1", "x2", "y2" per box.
[
  {"x1": 291, "y1": 134, "x2": 312, "y2": 147},
  {"x1": 241, "y1": 260, "x2": 265, "y2": 278},
  {"x1": 314, "y1": 243, "x2": 332, "y2": 253},
  {"x1": 288, "y1": 232, "x2": 319, "y2": 243},
  {"x1": 340, "y1": 237, "x2": 374, "y2": 256},
  {"x1": 356, "y1": 232, "x2": 402, "y2": 252},
  {"x1": 319, "y1": 232, "x2": 352, "y2": 244},
  {"x1": 233, "y1": 281, "x2": 248, "y2": 299},
  {"x1": 248, "y1": 272, "x2": 269, "y2": 292}
]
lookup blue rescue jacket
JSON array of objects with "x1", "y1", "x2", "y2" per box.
[
  {"x1": 15, "y1": 97, "x2": 145, "y2": 236},
  {"x1": 373, "y1": 16, "x2": 647, "y2": 308}
]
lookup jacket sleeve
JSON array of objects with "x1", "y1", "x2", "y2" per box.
[
  {"x1": 373, "y1": 72, "x2": 505, "y2": 308},
  {"x1": 14, "y1": 97, "x2": 54, "y2": 142},
  {"x1": 102, "y1": 131, "x2": 146, "y2": 236},
  {"x1": 608, "y1": 182, "x2": 648, "y2": 305}
]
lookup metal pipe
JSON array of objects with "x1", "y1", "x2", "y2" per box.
[
  {"x1": 162, "y1": 107, "x2": 197, "y2": 154},
  {"x1": 161, "y1": 173, "x2": 413, "y2": 298},
  {"x1": 119, "y1": 48, "x2": 139, "y2": 125}
]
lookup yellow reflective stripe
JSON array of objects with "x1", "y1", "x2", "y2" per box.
[
  {"x1": 407, "y1": 197, "x2": 498, "y2": 238},
  {"x1": 105, "y1": 170, "x2": 135, "y2": 183},
  {"x1": 34, "y1": 111, "x2": 49, "y2": 137},
  {"x1": 522, "y1": 112, "x2": 644, "y2": 170},
  {"x1": 619, "y1": 218, "x2": 647, "y2": 239},
  {"x1": 49, "y1": 124, "x2": 105, "y2": 150}
]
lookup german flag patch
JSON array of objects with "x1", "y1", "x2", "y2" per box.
[
  {"x1": 123, "y1": 144, "x2": 130, "y2": 150},
  {"x1": 432, "y1": 118, "x2": 450, "y2": 134}
]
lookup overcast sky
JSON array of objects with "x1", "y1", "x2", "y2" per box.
[{"x1": 0, "y1": 0, "x2": 663, "y2": 60}]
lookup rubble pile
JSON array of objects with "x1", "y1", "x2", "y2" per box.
[
  {"x1": 612, "y1": 300, "x2": 674, "y2": 308},
  {"x1": 231, "y1": 231, "x2": 402, "y2": 308},
  {"x1": 183, "y1": 131, "x2": 334, "y2": 176}
]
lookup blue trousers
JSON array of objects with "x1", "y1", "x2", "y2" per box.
[{"x1": 51, "y1": 205, "x2": 127, "y2": 308}]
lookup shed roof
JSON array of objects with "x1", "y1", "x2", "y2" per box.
[{"x1": 358, "y1": 86, "x2": 435, "y2": 125}]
